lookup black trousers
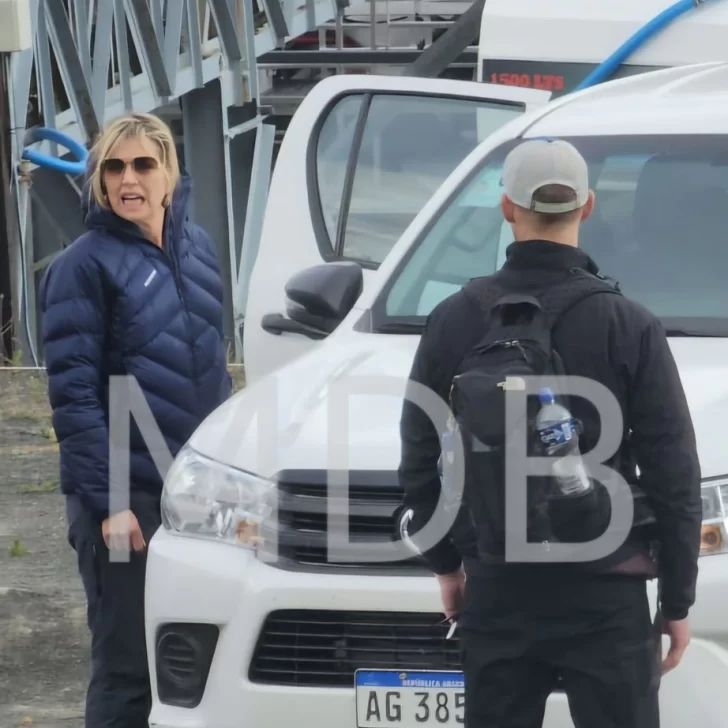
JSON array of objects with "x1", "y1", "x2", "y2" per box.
[
  {"x1": 460, "y1": 571, "x2": 662, "y2": 728},
  {"x1": 67, "y1": 494, "x2": 162, "y2": 728}
]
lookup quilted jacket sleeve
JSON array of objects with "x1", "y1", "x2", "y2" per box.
[
  {"x1": 40, "y1": 241, "x2": 112, "y2": 519},
  {"x1": 188, "y1": 222, "x2": 233, "y2": 392}
]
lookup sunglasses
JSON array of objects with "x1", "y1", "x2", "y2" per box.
[{"x1": 101, "y1": 156, "x2": 159, "y2": 175}]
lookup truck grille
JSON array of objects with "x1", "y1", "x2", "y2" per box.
[
  {"x1": 258, "y1": 470, "x2": 429, "y2": 574},
  {"x1": 249, "y1": 610, "x2": 460, "y2": 687}
]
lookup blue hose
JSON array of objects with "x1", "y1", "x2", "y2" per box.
[
  {"x1": 21, "y1": 126, "x2": 89, "y2": 177},
  {"x1": 574, "y1": 0, "x2": 721, "y2": 91}
]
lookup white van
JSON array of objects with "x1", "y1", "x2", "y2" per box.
[{"x1": 145, "y1": 9, "x2": 728, "y2": 728}]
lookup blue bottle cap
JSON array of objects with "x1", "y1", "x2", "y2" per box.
[{"x1": 539, "y1": 387, "x2": 555, "y2": 405}]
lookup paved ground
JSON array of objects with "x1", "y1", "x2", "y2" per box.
[
  {"x1": 0, "y1": 368, "x2": 86, "y2": 727},
  {"x1": 0, "y1": 365, "x2": 246, "y2": 727}
]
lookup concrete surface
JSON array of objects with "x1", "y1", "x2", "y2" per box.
[{"x1": 0, "y1": 366, "x2": 246, "y2": 727}]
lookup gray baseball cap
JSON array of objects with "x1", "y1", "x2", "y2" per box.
[{"x1": 502, "y1": 138, "x2": 590, "y2": 213}]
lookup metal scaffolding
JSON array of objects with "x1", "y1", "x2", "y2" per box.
[{"x1": 3, "y1": 0, "x2": 339, "y2": 365}]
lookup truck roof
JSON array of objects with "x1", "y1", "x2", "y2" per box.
[{"x1": 479, "y1": 0, "x2": 728, "y2": 67}]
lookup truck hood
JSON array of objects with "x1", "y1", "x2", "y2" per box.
[{"x1": 190, "y1": 334, "x2": 728, "y2": 481}]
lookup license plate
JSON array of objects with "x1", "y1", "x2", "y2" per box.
[{"x1": 355, "y1": 670, "x2": 465, "y2": 727}]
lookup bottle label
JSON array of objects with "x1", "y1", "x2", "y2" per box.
[{"x1": 538, "y1": 419, "x2": 576, "y2": 449}]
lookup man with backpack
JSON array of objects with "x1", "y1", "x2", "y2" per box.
[{"x1": 397, "y1": 138, "x2": 702, "y2": 728}]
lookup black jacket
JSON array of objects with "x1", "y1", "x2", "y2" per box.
[{"x1": 398, "y1": 239, "x2": 702, "y2": 621}]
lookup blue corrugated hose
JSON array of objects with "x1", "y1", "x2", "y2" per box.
[
  {"x1": 21, "y1": 126, "x2": 89, "y2": 177},
  {"x1": 574, "y1": 0, "x2": 722, "y2": 91}
]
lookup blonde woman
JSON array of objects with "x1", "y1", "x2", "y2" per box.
[{"x1": 39, "y1": 112, "x2": 231, "y2": 727}]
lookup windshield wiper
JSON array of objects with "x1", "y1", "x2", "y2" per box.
[
  {"x1": 664, "y1": 328, "x2": 721, "y2": 338},
  {"x1": 373, "y1": 320, "x2": 425, "y2": 334}
]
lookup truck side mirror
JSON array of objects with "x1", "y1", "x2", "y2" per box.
[{"x1": 261, "y1": 262, "x2": 363, "y2": 340}]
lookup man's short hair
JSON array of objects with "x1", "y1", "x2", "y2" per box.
[{"x1": 530, "y1": 183, "x2": 583, "y2": 226}]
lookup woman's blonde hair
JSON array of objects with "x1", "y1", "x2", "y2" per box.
[{"x1": 88, "y1": 112, "x2": 180, "y2": 209}]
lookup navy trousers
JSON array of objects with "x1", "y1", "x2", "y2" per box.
[{"x1": 67, "y1": 493, "x2": 162, "y2": 728}]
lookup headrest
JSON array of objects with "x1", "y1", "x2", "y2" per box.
[{"x1": 633, "y1": 154, "x2": 728, "y2": 243}]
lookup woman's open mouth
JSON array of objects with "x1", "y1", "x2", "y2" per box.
[{"x1": 121, "y1": 194, "x2": 144, "y2": 209}]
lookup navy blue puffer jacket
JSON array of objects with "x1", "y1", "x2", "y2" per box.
[{"x1": 39, "y1": 174, "x2": 232, "y2": 518}]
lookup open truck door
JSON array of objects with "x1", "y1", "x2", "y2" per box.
[{"x1": 242, "y1": 74, "x2": 550, "y2": 383}]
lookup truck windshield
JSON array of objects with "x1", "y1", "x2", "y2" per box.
[{"x1": 375, "y1": 133, "x2": 728, "y2": 336}]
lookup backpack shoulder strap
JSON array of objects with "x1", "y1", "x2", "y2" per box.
[{"x1": 539, "y1": 267, "x2": 622, "y2": 330}]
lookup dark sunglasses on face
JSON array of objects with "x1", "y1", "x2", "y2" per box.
[{"x1": 101, "y1": 156, "x2": 159, "y2": 175}]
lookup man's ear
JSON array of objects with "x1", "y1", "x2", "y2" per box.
[
  {"x1": 501, "y1": 194, "x2": 516, "y2": 223},
  {"x1": 580, "y1": 190, "x2": 596, "y2": 222}
]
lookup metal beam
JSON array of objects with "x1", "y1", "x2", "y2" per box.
[
  {"x1": 163, "y1": 0, "x2": 186, "y2": 91},
  {"x1": 71, "y1": 0, "x2": 93, "y2": 82},
  {"x1": 43, "y1": 0, "x2": 100, "y2": 139},
  {"x1": 184, "y1": 0, "x2": 205, "y2": 88},
  {"x1": 1, "y1": 58, "x2": 17, "y2": 360},
  {"x1": 34, "y1": 4, "x2": 59, "y2": 149},
  {"x1": 124, "y1": 0, "x2": 173, "y2": 99},
  {"x1": 207, "y1": 0, "x2": 245, "y2": 106},
  {"x1": 403, "y1": 0, "x2": 485, "y2": 78},
  {"x1": 149, "y1": 0, "x2": 165, "y2": 40},
  {"x1": 91, "y1": 0, "x2": 115, "y2": 120},
  {"x1": 239, "y1": 0, "x2": 260, "y2": 102},
  {"x1": 256, "y1": 48, "x2": 478, "y2": 67},
  {"x1": 9, "y1": 0, "x2": 38, "y2": 130},
  {"x1": 235, "y1": 120, "x2": 274, "y2": 330},
  {"x1": 207, "y1": 0, "x2": 244, "y2": 63},
  {"x1": 113, "y1": 0, "x2": 134, "y2": 111},
  {"x1": 258, "y1": 0, "x2": 290, "y2": 46}
]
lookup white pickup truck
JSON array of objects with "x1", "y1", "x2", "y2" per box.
[{"x1": 145, "y1": 3, "x2": 728, "y2": 727}]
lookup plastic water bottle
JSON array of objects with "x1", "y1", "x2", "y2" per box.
[
  {"x1": 439, "y1": 428, "x2": 459, "y2": 507},
  {"x1": 437, "y1": 429, "x2": 462, "y2": 510},
  {"x1": 536, "y1": 387, "x2": 592, "y2": 496}
]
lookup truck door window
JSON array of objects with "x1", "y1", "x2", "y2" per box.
[
  {"x1": 316, "y1": 94, "x2": 366, "y2": 247},
  {"x1": 311, "y1": 92, "x2": 523, "y2": 266}
]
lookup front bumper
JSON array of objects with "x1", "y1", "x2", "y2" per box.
[{"x1": 145, "y1": 528, "x2": 728, "y2": 728}]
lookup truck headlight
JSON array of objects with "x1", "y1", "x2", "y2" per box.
[
  {"x1": 161, "y1": 445, "x2": 276, "y2": 548},
  {"x1": 701, "y1": 477, "x2": 728, "y2": 556}
]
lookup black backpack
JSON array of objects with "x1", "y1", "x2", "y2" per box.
[{"x1": 442, "y1": 267, "x2": 629, "y2": 562}]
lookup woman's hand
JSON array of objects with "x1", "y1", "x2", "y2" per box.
[{"x1": 102, "y1": 509, "x2": 146, "y2": 552}]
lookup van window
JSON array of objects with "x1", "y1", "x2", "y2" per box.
[
  {"x1": 378, "y1": 134, "x2": 728, "y2": 335},
  {"x1": 314, "y1": 93, "x2": 524, "y2": 266}
]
